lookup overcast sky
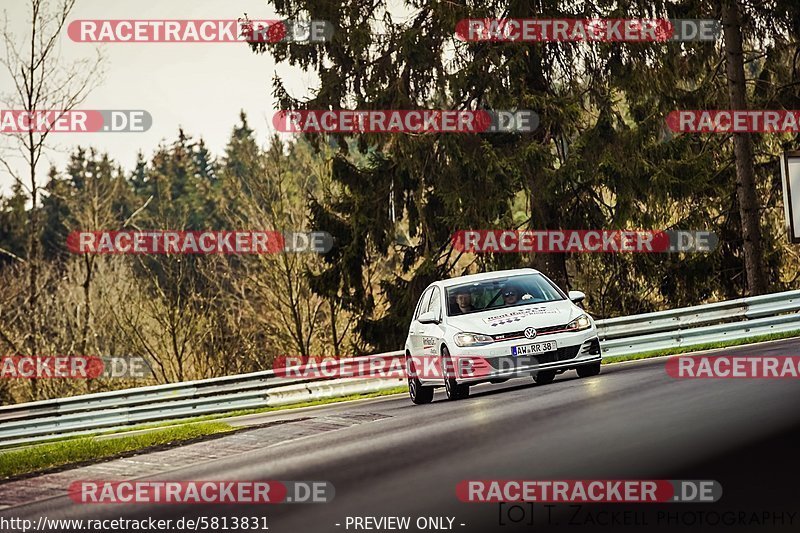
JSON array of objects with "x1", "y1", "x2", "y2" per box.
[{"x1": 0, "y1": 0, "x2": 319, "y2": 194}]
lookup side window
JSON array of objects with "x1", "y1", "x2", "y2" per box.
[
  {"x1": 414, "y1": 288, "x2": 433, "y2": 320},
  {"x1": 427, "y1": 287, "x2": 442, "y2": 320}
]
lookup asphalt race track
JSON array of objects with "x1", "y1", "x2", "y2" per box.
[{"x1": 3, "y1": 339, "x2": 800, "y2": 532}]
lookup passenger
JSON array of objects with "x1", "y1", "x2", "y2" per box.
[{"x1": 452, "y1": 288, "x2": 476, "y2": 315}]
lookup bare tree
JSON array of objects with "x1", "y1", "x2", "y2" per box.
[
  {"x1": 234, "y1": 147, "x2": 326, "y2": 359},
  {"x1": 0, "y1": 0, "x2": 104, "y2": 396}
]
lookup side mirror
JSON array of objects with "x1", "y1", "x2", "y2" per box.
[
  {"x1": 568, "y1": 290, "x2": 586, "y2": 304},
  {"x1": 417, "y1": 311, "x2": 440, "y2": 324}
]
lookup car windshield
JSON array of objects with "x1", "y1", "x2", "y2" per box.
[{"x1": 445, "y1": 273, "x2": 565, "y2": 316}]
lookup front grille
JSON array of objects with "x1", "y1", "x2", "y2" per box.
[
  {"x1": 487, "y1": 345, "x2": 581, "y2": 369},
  {"x1": 556, "y1": 344, "x2": 581, "y2": 360},
  {"x1": 491, "y1": 323, "x2": 570, "y2": 342}
]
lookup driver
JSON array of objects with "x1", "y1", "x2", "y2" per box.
[{"x1": 452, "y1": 287, "x2": 475, "y2": 315}]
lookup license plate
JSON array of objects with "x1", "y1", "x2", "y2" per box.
[{"x1": 512, "y1": 341, "x2": 557, "y2": 356}]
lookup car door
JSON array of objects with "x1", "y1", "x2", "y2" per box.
[
  {"x1": 409, "y1": 287, "x2": 434, "y2": 359},
  {"x1": 419, "y1": 285, "x2": 446, "y2": 383}
]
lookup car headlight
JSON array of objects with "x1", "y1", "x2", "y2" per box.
[
  {"x1": 454, "y1": 332, "x2": 494, "y2": 347},
  {"x1": 566, "y1": 314, "x2": 592, "y2": 331}
]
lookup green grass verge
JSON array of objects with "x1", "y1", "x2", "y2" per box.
[
  {"x1": 0, "y1": 387, "x2": 409, "y2": 478},
  {"x1": 602, "y1": 329, "x2": 800, "y2": 364},
  {"x1": 0, "y1": 421, "x2": 233, "y2": 479}
]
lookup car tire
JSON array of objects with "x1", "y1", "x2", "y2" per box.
[
  {"x1": 407, "y1": 356, "x2": 433, "y2": 405},
  {"x1": 533, "y1": 369, "x2": 557, "y2": 385},
  {"x1": 442, "y1": 347, "x2": 469, "y2": 400},
  {"x1": 576, "y1": 361, "x2": 601, "y2": 378}
]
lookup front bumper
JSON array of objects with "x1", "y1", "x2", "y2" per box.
[{"x1": 450, "y1": 330, "x2": 601, "y2": 384}]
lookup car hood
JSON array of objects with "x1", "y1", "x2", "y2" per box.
[{"x1": 447, "y1": 300, "x2": 582, "y2": 334}]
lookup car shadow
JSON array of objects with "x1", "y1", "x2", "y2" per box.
[{"x1": 427, "y1": 372, "x2": 586, "y2": 402}]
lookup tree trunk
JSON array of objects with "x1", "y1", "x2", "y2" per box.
[
  {"x1": 721, "y1": 0, "x2": 768, "y2": 295},
  {"x1": 27, "y1": 144, "x2": 40, "y2": 399}
]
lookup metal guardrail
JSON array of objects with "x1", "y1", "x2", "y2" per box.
[
  {"x1": 596, "y1": 290, "x2": 800, "y2": 357},
  {"x1": 2, "y1": 290, "x2": 799, "y2": 448},
  {"x1": 0, "y1": 353, "x2": 405, "y2": 448}
]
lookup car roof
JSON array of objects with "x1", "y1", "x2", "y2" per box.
[{"x1": 437, "y1": 268, "x2": 541, "y2": 289}]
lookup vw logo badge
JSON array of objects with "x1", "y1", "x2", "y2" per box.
[{"x1": 524, "y1": 327, "x2": 537, "y2": 339}]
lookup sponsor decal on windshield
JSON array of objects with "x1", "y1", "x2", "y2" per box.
[{"x1": 483, "y1": 307, "x2": 560, "y2": 326}]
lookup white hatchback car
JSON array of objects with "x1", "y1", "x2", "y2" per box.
[{"x1": 404, "y1": 268, "x2": 601, "y2": 404}]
